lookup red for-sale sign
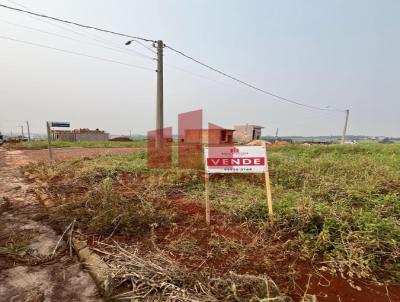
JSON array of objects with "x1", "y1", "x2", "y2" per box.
[{"x1": 204, "y1": 146, "x2": 267, "y2": 173}]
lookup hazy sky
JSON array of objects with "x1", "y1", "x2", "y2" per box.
[{"x1": 0, "y1": 0, "x2": 399, "y2": 137}]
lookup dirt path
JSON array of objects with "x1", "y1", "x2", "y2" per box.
[{"x1": 0, "y1": 148, "x2": 101, "y2": 302}]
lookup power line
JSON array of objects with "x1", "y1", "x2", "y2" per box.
[
  {"x1": 0, "y1": 18, "x2": 155, "y2": 60},
  {"x1": 0, "y1": 2, "x2": 345, "y2": 113},
  {"x1": 279, "y1": 113, "x2": 339, "y2": 128},
  {"x1": 0, "y1": 3, "x2": 155, "y2": 42},
  {"x1": 130, "y1": 39, "x2": 157, "y2": 55},
  {"x1": 0, "y1": 35, "x2": 155, "y2": 71},
  {"x1": 165, "y1": 63, "x2": 232, "y2": 87},
  {"x1": 165, "y1": 45, "x2": 344, "y2": 112},
  {"x1": 268, "y1": 112, "x2": 333, "y2": 126},
  {"x1": 3, "y1": 0, "x2": 155, "y2": 60}
]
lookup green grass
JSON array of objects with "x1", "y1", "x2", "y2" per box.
[
  {"x1": 23, "y1": 143, "x2": 400, "y2": 282},
  {"x1": 5, "y1": 140, "x2": 147, "y2": 150}
]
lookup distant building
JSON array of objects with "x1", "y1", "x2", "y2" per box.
[
  {"x1": 184, "y1": 129, "x2": 234, "y2": 144},
  {"x1": 51, "y1": 128, "x2": 109, "y2": 142},
  {"x1": 233, "y1": 125, "x2": 263, "y2": 144}
]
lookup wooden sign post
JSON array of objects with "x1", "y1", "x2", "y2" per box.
[
  {"x1": 263, "y1": 141, "x2": 273, "y2": 218},
  {"x1": 204, "y1": 145, "x2": 273, "y2": 225},
  {"x1": 205, "y1": 173, "x2": 210, "y2": 225}
]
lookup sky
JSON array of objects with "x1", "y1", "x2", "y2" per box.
[{"x1": 0, "y1": 0, "x2": 399, "y2": 137}]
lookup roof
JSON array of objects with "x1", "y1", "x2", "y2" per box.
[
  {"x1": 234, "y1": 125, "x2": 264, "y2": 129},
  {"x1": 185, "y1": 128, "x2": 235, "y2": 132},
  {"x1": 73, "y1": 128, "x2": 106, "y2": 134}
]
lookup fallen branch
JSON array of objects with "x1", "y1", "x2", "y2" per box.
[{"x1": 51, "y1": 218, "x2": 76, "y2": 258}]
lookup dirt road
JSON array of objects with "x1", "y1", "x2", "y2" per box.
[{"x1": 0, "y1": 148, "x2": 101, "y2": 302}]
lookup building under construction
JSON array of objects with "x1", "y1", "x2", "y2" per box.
[
  {"x1": 184, "y1": 128, "x2": 235, "y2": 145},
  {"x1": 233, "y1": 125, "x2": 263, "y2": 144},
  {"x1": 51, "y1": 128, "x2": 109, "y2": 142}
]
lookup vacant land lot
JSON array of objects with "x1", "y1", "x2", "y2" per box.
[
  {"x1": 20, "y1": 144, "x2": 400, "y2": 301},
  {"x1": 5, "y1": 140, "x2": 146, "y2": 150},
  {"x1": 9, "y1": 147, "x2": 142, "y2": 163},
  {"x1": 3, "y1": 140, "x2": 145, "y2": 165}
]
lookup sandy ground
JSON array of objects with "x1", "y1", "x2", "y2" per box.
[{"x1": 0, "y1": 148, "x2": 102, "y2": 302}]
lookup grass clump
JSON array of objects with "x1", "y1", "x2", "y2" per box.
[
  {"x1": 168, "y1": 237, "x2": 201, "y2": 256},
  {"x1": 218, "y1": 144, "x2": 400, "y2": 281},
  {"x1": 0, "y1": 231, "x2": 36, "y2": 256},
  {"x1": 49, "y1": 177, "x2": 177, "y2": 237}
]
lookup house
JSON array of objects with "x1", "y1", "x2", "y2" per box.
[
  {"x1": 184, "y1": 128, "x2": 235, "y2": 144},
  {"x1": 233, "y1": 125, "x2": 263, "y2": 144},
  {"x1": 51, "y1": 128, "x2": 109, "y2": 142}
]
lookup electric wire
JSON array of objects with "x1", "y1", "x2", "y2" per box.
[
  {"x1": 3, "y1": 0, "x2": 155, "y2": 59},
  {"x1": 164, "y1": 63, "x2": 234, "y2": 87},
  {"x1": 131, "y1": 39, "x2": 157, "y2": 54},
  {"x1": 0, "y1": 35, "x2": 155, "y2": 71},
  {"x1": 165, "y1": 45, "x2": 345, "y2": 112},
  {"x1": 0, "y1": 2, "x2": 346, "y2": 113},
  {"x1": 0, "y1": 3, "x2": 155, "y2": 42},
  {"x1": 268, "y1": 112, "x2": 333, "y2": 127},
  {"x1": 0, "y1": 18, "x2": 155, "y2": 60}
]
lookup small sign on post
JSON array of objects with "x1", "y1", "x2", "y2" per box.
[
  {"x1": 204, "y1": 144, "x2": 273, "y2": 225},
  {"x1": 51, "y1": 122, "x2": 71, "y2": 128},
  {"x1": 46, "y1": 121, "x2": 70, "y2": 162}
]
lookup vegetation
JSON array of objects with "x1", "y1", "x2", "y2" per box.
[
  {"x1": 22, "y1": 144, "x2": 400, "y2": 291},
  {"x1": 5, "y1": 140, "x2": 146, "y2": 150}
]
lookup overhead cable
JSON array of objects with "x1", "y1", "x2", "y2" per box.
[
  {"x1": 0, "y1": 35, "x2": 154, "y2": 71},
  {"x1": 0, "y1": 3, "x2": 155, "y2": 42},
  {"x1": 165, "y1": 45, "x2": 344, "y2": 112}
]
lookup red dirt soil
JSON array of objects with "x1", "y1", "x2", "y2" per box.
[
  {"x1": 95, "y1": 175, "x2": 400, "y2": 302},
  {"x1": 154, "y1": 198, "x2": 400, "y2": 302}
]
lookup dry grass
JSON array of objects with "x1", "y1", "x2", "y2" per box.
[
  {"x1": 89, "y1": 239, "x2": 287, "y2": 301},
  {"x1": 44, "y1": 177, "x2": 178, "y2": 238}
]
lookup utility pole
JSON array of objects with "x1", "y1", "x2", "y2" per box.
[
  {"x1": 156, "y1": 40, "x2": 164, "y2": 148},
  {"x1": 126, "y1": 39, "x2": 163, "y2": 147},
  {"x1": 21, "y1": 125, "x2": 24, "y2": 139},
  {"x1": 275, "y1": 128, "x2": 279, "y2": 142},
  {"x1": 341, "y1": 109, "x2": 350, "y2": 144},
  {"x1": 129, "y1": 130, "x2": 132, "y2": 139},
  {"x1": 26, "y1": 121, "x2": 31, "y2": 141},
  {"x1": 46, "y1": 121, "x2": 53, "y2": 161}
]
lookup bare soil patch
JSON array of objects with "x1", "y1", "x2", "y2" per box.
[
  {"x1": 0, "y1": 148, "x2": 101, "y2": 302},
  {"x1": 146, "y1": 197, "x2": 400, "y2": 302}
]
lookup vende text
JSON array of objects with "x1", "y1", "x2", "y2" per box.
[{"x1": 207, "y1": 157, "x2": 265, "y2": 166}]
